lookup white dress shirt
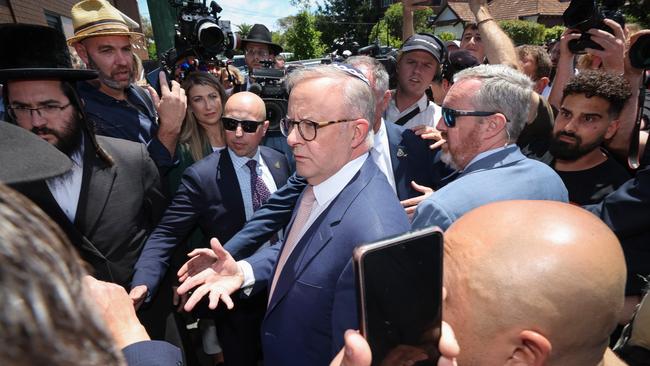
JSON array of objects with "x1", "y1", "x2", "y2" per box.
[
  {"x1": 371, "y1": 119, "x2": 396, "y2": 193},
  {"x1": 228, "y1": 148, "x2": 278, "y2": 221},
  {"x1": 239, "y1": 153, "x2": 370, "y2": 289},
  {"x1": 46, "y1": 141, "x2": 84, "y2": 223},
  {"x1": 384, "y1": 92, "x2": 442, "y2": 130}
]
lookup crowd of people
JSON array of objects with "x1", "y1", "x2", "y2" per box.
[{"x1": 1, "y1": 0, "x2": 649, "y2": 365}]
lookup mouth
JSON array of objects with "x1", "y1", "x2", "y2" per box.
[{"x1": 558, "y1": 134, "x2": 577, "y2": 143}]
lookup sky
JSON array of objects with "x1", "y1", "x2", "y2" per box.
[{"x1": 137, "y1": 0, "x2": 315, "y2": 31}]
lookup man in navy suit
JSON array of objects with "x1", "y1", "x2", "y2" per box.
[
  {"x1": 177, "y1": 64, "x2": 411, "y2": 365},
  {"x1": 210, "y1": 56, "x2": 449, "y2": 262},
  {"x1": 130, "y1": 92, "x2": 290, "y2": 365},
  {"x1": 412, "y1": 64, "x2": 568, "y2": 230}
]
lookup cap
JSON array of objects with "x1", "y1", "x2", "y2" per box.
[{"x1": 400, "y1": 33, "x2": 444, "y2": 63}]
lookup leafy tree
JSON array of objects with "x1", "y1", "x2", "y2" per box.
[
  {"x1": 499, "y1": 20, "x2": 546, "y2": 45},
  {"x1": 237, "y1": 23, "x2": 253, "y2": 38},
  {"x1": 368, "y1": 3, "x2": 434, "y2": 48},
  {"x1": 314, "y1": 0, "x2": 375, "y2": 51},
  {"x1": 437, "y1": 31, "x2": 456, "y2": 42},
  {"x1": 141, "y1": 17, "x2": 157, "y2": 60},
  {"x1": 285, "y1": 10, "x2": 326, "y2": 59},
  {"x1": 623, "y1": 0, "x2": 650, "y2": 29}
]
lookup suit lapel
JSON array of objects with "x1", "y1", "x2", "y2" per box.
[
  {"x1": 266, "y1": 159, "x2": 377, "y2": 315},
  {"x1": 260, "y1": 147, "x2": 289, "y2": 187},
  {"x1": 75, "y1": 135, "x2": 117, "y2": 235},
  {"x1": 217, "y1": 150, "x2": 246, "y2": 224}
]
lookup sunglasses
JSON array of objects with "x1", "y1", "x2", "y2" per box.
[
  {"x1": 441, "y1": 107, "x2": 498, "y2": 128},
  {"x1": 222, "y1": 117, "x2": 264, "y2": 133}
]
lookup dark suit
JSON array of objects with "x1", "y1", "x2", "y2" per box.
[
  {"x1": 12, "y1": 133, "x2": 166, "y2": 288},
  {"x1": 122, "y1": 341, "x2": 183, "y2": 366},
  {"x1": 584, "y1": 165, "x2": 650, "y2": 295},
  {"x1": 244, "y1": 157, "x2": 410, "y2": 365},
  {"x1": 224, "y1": 121, "x2": 449, "y2": 260},
  {"x1": 132, "y1": 146, "x2": 290, "y2": 366}
]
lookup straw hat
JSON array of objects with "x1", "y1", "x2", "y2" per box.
[{"x1": 66, "y1": 0, "x2": 143, "y2": 45}]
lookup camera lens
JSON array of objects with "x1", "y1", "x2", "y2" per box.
[
  {"x1": 196, "y1": 19, "x2": 224, "y2": 49},
  {"x1": 630, "y1": 34, "x2": 650, "y2": 69}
]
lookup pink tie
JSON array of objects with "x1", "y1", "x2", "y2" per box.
[{"x1": 269, "y1": 185, "x2": 316, "y2": 300}]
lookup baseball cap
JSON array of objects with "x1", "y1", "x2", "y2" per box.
[{"x1": 400, "y1": 33, "x2": 444, "y2": 63}]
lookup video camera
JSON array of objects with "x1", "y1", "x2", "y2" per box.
[
  {"x1": 358, "y1": 42, "x2": 398, "y2": 89},
  {"x1": 562, "y1": 0, "x2": 625, "y2": 54},
  {"x1": 250, "y1": 60, "x2": 287, "y2": 131}
]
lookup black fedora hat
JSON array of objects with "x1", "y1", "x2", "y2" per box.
[
  {"x1": 0, "y1": 122, "x2": 72, "y2": 184},
  {"x1": 0, "y1": 23, "x2": 97, "y2": 82},
  {"x1": 240, "y1": 24, "x2": 283, "y2": 56}
]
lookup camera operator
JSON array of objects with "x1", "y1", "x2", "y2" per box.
[
  {"x1": 68, "y1": 0, "x2": 187, "y2": 173},
  {"x1": 239, "y1": 24, "x2": 283, "y2": 92}
]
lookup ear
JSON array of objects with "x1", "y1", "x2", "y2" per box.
[
  {"x1": 605, "y1": 118, "x2": 621, "y2": 140},
  {"x1": 483, "y1": 113, "x2": 508, "y2": 140},
  {"x1": 506, "y1": 330, "x2": 551, "y2": 366},
  {"x1": 73, "y1": 42, "x2": 89, "y2": 65},
  {"x1": 351, "y1": 118, "x2": 370, "y2": 148},
  {"x1": 262, "y1": 120, "x2": 270, "y2": 135},
  {"x1": 381, "y1": 90, "x2": 391, "y2": 110},
  {"x1": 534, "y1": 77, "x2": 550, "y2": 94}
]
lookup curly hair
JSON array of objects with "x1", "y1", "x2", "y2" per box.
[{"x1": 562, "y1": 71, "x2": 632, "y2": 118}]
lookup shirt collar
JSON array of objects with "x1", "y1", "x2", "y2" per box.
[
  {"x1": 313, "y1": 153, "x2": 368, "y2": 206},
  {"x1": 228, "y1": 147, "x2": 261, "y2": 169},
  {"x1": 464, "y1": 144, "x2": 514, "y2": 171},
  {"x1": 389, "y1": 90, "x2": 430, "y2": 113},
  {"x1": 373, "y1": 118, "x2": 387, "y2": 147}
]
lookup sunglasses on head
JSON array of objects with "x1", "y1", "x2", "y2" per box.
[
  {"x1": 222, "y1": 117, "x2": 264, "y2": 133},
  {"x1": 441, "y1": 107, "x2": 498, "y2": 128}
]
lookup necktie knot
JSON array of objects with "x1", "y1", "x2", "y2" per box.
[{"x1": 246, "y1": 159, "x2": 258, "y2": 172}]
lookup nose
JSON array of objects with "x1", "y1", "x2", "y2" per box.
[
  {"x1": 29, "y1": 110, "x2": 48, "y2": 128},
  {"x1": 563, "y1": 117, "x2": 578, "y2": 133},
  {"x1": 115, "y1": 50, "x2": 129, "y2": 66},
  {"x1": 235, "y1": 124, "x2": 244, "y2": 137},
  {"x1": 286, "y1": 122, "x2": 301, "y2": 148},
  {"x1": 435, "y1": 116, "x2": 447, "y2": 132}
]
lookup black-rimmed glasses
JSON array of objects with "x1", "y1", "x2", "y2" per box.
[
  {"x1": 222, "y1": 117, "x2": 264, "y2": 133},
  {"x1": 280, "y1": 118, "x2": 357, "y2": 141},
  {"x1": 8, "y1": 103, "x2": 72, "y2": 120},
  {"x1": 441, "y1": 107, "x2": 498, "y2": 128}
]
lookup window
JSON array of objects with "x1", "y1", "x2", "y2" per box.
[
  {"x1": 45, "y1": 12, "x2": 63, "y2": 34},
  {"x1": 381, "y1": 0, "x2": 393, "y2": 8}
]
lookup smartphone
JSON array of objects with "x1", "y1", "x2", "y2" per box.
[{"x1": 354, "y1": 227, "x2": 443, "y2": 366}]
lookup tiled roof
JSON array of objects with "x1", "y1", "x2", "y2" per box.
[{"x1": 443, "y1": 0, "x2": 569, "y2": 21}]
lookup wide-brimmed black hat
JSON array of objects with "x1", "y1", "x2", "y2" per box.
[
  {"x1": 240, "y1": 24, "x2": 283, "y2": 56},
  {"x1": 0, "y1": 122, "x2": 72, "y2": 184},
  {"x1": 0, "y1": 23, "x2": 97, "y2": 82}
]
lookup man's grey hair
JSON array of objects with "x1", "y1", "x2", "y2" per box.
[
  {"x1": 0, "y1": 184, "x2": 125, "y2": 365},
  {"x1": 286, "y1": 65, "x2": 375, "y2": 147},
  {"x1": 454, "y1": 64, "x2": 533, "y2": 142},
  {"x1": 345, "y1": 56, "x2": 389, "y2": 97}
]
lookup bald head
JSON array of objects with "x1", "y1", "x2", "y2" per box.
[
  {"x1": 223, "y1": 91, "x2": 266, "y2": 121},
  {"x1": 444, "y1": 201, "x2": 626, "y2": 366}
]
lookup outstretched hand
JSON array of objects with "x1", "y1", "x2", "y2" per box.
[{"x1": 177, "y1": 238, "x2": 244, "y2": 312}]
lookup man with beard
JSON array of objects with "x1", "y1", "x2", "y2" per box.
[
  {"x1": 68, "y1": 0, "x2": 186, "y2": 171},
  {"x1": 411, "y1": 64, "x2": 568, "y2": 231},
  {"x1": 2, "y1": 23, "x2": 166, "y2": 292},
  {"x1": 550, "y1": 71, "x2": 632, "y2": 205}
]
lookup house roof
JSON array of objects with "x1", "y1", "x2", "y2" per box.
[{"x1": 439, "y1": 0, "x2": 569, "y2": 22}]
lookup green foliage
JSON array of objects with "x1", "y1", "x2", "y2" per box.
[
  {"x1": 237, "y1": 23, "x2": 253, "y2": 38},
  {"x1": 315, "y1": 0, "x2": 375, "y2": 50},
  {"x1": 148, "y1": 42, "x2": 157, "y2": 61},
  {"x1": 623, "y1": 0, "x2": 650, "y2": 29},
  {"x1": 368, "y1": 2, "x2": 434, "y2": 47},
  {"x1": 285, "y1": 10, "x2": 326, "y2": 59},
  {"x1": 437, "y1": 31, "x2": 455, "y2": 42},
  {"x1": 499, "y1": 20, "x2": 546, "y2": 45},
  {"x1": 543, "y1": 25, "x2": 565, "y2": 43}
]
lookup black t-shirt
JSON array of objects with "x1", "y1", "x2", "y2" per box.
[{"x1": 555, "y1": 155, "x2": 631, "y2": 205}]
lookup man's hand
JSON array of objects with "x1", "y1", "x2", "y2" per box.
[
  {"x1": 468, "y1": 0, "x2": 489, "y2": 15},
  {"x1": 147, "y1": 71, "x2": 187, "y2": 154},
  {"x1": 177, "y1": 238, "x2": 244, "y2": 312},
  {"x1": 412, "y1": 124, "x2": 445, "y2": 150},
  {"x1": 128, "y1": 285, "x2": 148, "y2": 311},
  {"x1": 83, "y1": 276, "x2": 150, "y2": 350},
  {"x1": 584, "y1": 19, "x2": 626, "y2": 74},
  {"x1": 401, "y1": 181, "x2": 434, "y2": 220}
]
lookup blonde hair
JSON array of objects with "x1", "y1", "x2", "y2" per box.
[{"x1": 180, "y1": 72, "x2": 227, "y2": 161}]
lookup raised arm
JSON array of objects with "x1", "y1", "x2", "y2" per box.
[{"x1": 469, "y1": 0, "x2": 519, "y2": 69}]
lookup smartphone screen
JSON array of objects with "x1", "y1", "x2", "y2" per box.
[{"x1": 354, "y1": 228, "x2": 443, "y2": 366}]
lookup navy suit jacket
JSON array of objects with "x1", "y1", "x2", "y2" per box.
[
  {"x1": 584, "y1": 165, "x2": 650, "y2": 295},
  {"x1": 132, "y1": 146, "x2": 290, "y2": 297},
  {"x1": 224, "y1": 122, "x2": 448, "y2": 260},
  {"x1": 122, "y1": 340, "x2": 183, "y2": 366},
  {"x1": 242, "y1": 157, "x2": 410, "y2": 366},
  {"x1": 412, "y1": 145, "x2": 569, "y2": 230}
]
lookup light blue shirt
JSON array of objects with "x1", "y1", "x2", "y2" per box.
[{"x1": 228, "y1": 148, "x2": 278, "y2": 221}]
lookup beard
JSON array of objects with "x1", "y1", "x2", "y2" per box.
[
  {"x1": 440, "y1": 148, "x2": 460, "y2": 171},
  {"x1": 86, "y1": 55, "x2": 134, "y2": 90},
  {"x1": 548, "y1": 131, "x2": 604, "y2": 161},
  {"x1": 32, "y1": 112, "x2": 83, "y2": 156}
]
